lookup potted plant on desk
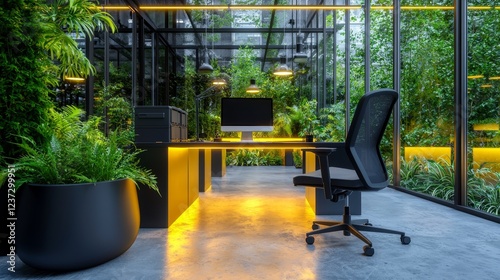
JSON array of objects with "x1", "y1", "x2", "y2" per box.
[
  {"x1": 13, "y1": 106, "x2": 159, "y2": 271},
  {"x1": 303, "y1": 121, "x2": 316, "y2": 142},
  {"x1": 285, "y1": 99, "x2": 319, "y2": 142}
]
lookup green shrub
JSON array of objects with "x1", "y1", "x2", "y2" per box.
[
  {"x1": 13, "y1": 106, "x2": 158, "y2": 193},
  {"x1": 401, "y1": 157, "x2": 500, "y2": 216},
  {"x1": 226, "y1": 149, "x2": 283, "y2": 166}
]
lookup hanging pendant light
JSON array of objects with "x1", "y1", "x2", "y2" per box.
[
  {"x1": 293, "y1": 33, "x2": 308, "y2": 64},
  {"x1": 198, "y1": 60, "x2": 213, "y2": 74},
  {"x1": 246, "y1": 79, "x2": 261, "y2": 93},
  {"x1": 198, "y1": 10, "x2": 213, "y2": 75},
  {"x1": 294, "y1": 12, "x2": 307, "y2": 64},
  {"x1": 212, "y1": 77, "x2": 227, "y2": 85},
  {"x1": 274, "y1": 14, "x2": 293, "y2": 76},
  {"x1": 274, "y1": 57, "x2": 293, "y2": 76}
]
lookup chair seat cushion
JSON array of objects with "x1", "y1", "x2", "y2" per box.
[{"x1": 293, "y1": 167, "x2": 362, "y2": 189}]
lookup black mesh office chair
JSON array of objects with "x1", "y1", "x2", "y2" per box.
[{"x1": 293, "y1": 89, "x2": 410, "y2": 256}]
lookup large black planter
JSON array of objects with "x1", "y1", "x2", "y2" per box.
[{"x1": 17, "y1": 179, "x2": 140, "y2": 271}]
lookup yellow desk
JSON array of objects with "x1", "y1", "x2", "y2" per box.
[{"x1": 136, "y1": 141, "x2": 358, "y2": 228}]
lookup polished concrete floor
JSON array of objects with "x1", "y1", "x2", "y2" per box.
[{"x1": 2, "y1": 166, "x2": 500, "y2": 279}]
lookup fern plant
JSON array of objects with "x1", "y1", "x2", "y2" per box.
[{"x1": 13, "y1": 106, "x2": 158, "y2": 193}]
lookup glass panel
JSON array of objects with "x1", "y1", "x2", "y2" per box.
[
  {"x1": 399, "y1": 1, "x2": 455, "y2": 200},
  {"x1": 320, "y1": 5, "x2": 348, "y2": 142},
  {"x1": 317, "y1": 0, "x2": 363, "y2": 143},
  {"x1": 347, "y1": 0, "x2": 366, "y2": 107},
  {"x1": 92, "y1": 7, "x2": 134, "y2": 133},
  {"x1": 369, "y1": 0, "x2": 394, "y2": 168},
  {"x1": 141, "y1": 30, "x2": 154, "y2": 105},
  {"x1": 467, "y1": 1, "x2": 500, "y2": 216},
  {"x1": 370, "y1": 0, "x2": 393, "y2": 90},
  {"x1": 158, "y1": 46, "x2": 168, "y2": 105}
]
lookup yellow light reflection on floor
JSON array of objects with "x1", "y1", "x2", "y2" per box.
[{"x1": 163, "y1": 175, "x2": 318, "y2": 279}]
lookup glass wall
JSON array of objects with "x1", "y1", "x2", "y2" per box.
[
  {"x1": 396, "y1": 1, "x2": 456, "y2": 202},
  {"x1": 391, "y1": 0, "x2": 499, "y2": 218},
  {"x1": 85, "y1": 0, "x2": 499, "y2": 220},
  {"x1": 467, "y1": 1, "x2": 500, "y2": 216}
]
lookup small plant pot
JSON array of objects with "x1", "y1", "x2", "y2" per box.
[{"x1": 305, "y1": 135, "x2": 314, "y2": 142}]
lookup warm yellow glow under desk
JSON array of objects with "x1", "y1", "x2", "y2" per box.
[
  {"x1": 221, "y1": 137, "x2": 304, "y2": 143},
  {"x1": 167, "y1": 148, "x2": 191, "y2": 226},
  {"x1": 219, "y1": 138, "x2": 310, "y2": 150}
]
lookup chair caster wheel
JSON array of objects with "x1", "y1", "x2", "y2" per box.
[
  {"x1": 363, "y1": 245, "x2": 374, "y2": 256},
  {"x1": 312, "y1": 223, "x2": 320, "y2": 230},
  {"x1": 306, "y1": 236, "x2": 315, "y2": 245},
  {"x1": 401, "y1": 235, "x2": 411, "y2": 245}
]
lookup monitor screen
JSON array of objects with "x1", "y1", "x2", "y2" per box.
[{"x1": 221, "y1": 98, "x2": 273, "y2": 140}]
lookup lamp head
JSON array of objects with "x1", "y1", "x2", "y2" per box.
[
  {"x1": 246, "y1": 79, "x2": 261, "y2": 93},
  {"x1": 198, "y1": 62, "x2": 214, "y2": 74},
  {"x1": 212, "y1": 77, "x2": 227, "y2": 86},
  {"x1": 273, "y1": 64, "x2": 293, "y2": 76},
  {"x1": 273, "y1": 56, "x2": 293, "y2": 76}
]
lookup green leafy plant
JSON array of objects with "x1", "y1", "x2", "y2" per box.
[
  {"x1": 277, "y1": 99, "x2": 319, "y2": 137},
  {"x1": 13, "y1": 106, "x2": 158, "y2": 193},
  {"x1": 226, "y1": 149, "x2": 283, "y2": 166},
  {"x1": 1, "y1": 0, "x2": 116, "y2": 161},
  {"x1": 94, "y1": 82, "x2": 134, "y2": 136},
  {"x1": 40, "y1": 0, "x2": 117, "y2": 79},
  {"x1": 401, "y1": 156, "x2": 500, "y2": 216},
  {"x1": 315, "y1": 101, "x2": 347, "y2": 142}
]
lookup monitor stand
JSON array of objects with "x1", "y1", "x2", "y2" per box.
[{"x1": 241, "y1": 131, "x2": 253, "y2": 142}]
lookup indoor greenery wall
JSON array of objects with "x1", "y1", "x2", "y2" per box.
[
  {"x1": 1, "y1": 0, "x2": 54, "y2": 161},
  {"x1": 1, "y1": 0, "x2": 116, "y2": 163}
]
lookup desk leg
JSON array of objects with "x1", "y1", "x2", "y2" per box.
[
  {"x1": 199, "y1": 149, "x2": 212, "y2": 192},
  {"x1": 211, "y1": 149, "x2": 226, "y2": 177}
]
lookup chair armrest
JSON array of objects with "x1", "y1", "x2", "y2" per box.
[{"x1": 302, "y1": 148, "x2": 335, "y2": 200}]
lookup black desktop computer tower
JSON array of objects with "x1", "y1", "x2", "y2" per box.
[{"x1": 134, "y1": 106, "x2": 188, "y2": 143}]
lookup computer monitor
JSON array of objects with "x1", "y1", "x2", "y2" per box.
[{"x1": 221, "y1": 98, "x2": 273, "y2": 141}]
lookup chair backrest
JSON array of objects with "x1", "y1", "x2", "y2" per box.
[{"x1": 345, "y1": 89, "x2": 398, "y2": 190}]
